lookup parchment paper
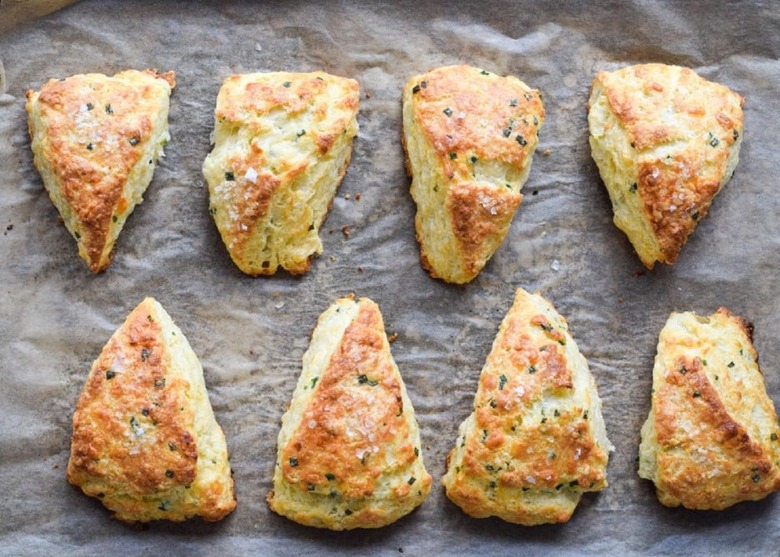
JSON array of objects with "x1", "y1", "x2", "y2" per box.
[{"x1": 1, "y1": 1, "x2": 779, "y2": 555}]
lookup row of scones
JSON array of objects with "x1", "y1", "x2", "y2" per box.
[
  {"x1": 25, "y1": 63, "x2": 743, "y2": 277},
  {"x1": 66, "y1": 291, "x2": 780, "y2": 527}
]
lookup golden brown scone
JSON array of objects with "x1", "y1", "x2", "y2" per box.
[
  {"x1": 639, "y1": 308, "x2": 780, "y2": 510},
  {"x1": 442, "y1": 288, "x2": 612, "y2": 525},
  {"x1": 267, "y1": 295, "x2": 431, "y2": 529},
  {"x1": 202, "y1": 71, "x2": 360, "y2": 275},
  {"x1": 67, "y1": 297, "x2": 236, "y2": 522},
  {"x1": 26, "y1": 69, "x2": 175, "y2": 272},
  {"x1": 402, "y1": 65, "x2": 545, "y2": 284},
  {"x1": 588, "y1": 63, "x2": 744, "y2": 268}
]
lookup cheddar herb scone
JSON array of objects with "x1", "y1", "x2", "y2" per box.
[
  {"x1": 588, "y1": 63, "x2": 744, "y2": 268},
  {"x1": 639, "y1": 309, "x2": 780, "y2": 510},
  {"x1": 402, "y1": 65, "x2": 545, "y2": 284},
  {"x1": 267, "y1": 295, "x2": 431, "y2": 529},
  {"x1": 67, "y1": 298, "x2": 236, "y2": 522},
  {"x1": 26, "y1": 69, "x2": 175, "y2": 272},
  {"x1": 442, "y1": 289, "x2": 612, "y2": 525},
  {"x1": 203, "y1": 71, "x2": 359, "y2": 275}
]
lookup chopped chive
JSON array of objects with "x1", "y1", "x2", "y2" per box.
[
  {"x1": 449, "y1": 152, "x2": 457, "y2": 160},
  {"x1": 408, "y1": 477, "x2": 416, "y2": 485},
  {"x1": 509, "y1": 99, "x2": 518, "y2": 107},
  {"x1": 129, "y1": 136, "x2": 139, "y2": 146},
  {"x1": 325, "y1": 473, "x2": 336, "y2": 481},
  {"x1": 443, "y1": 107, "x2": 453, "y2": 117},
  {"x1": 289, "y1": 457, "x2": 299, "y2": 467},
  {"x1": 357, "y1": 374, "x2": 378, "y2": 386},
  {"x1": 105, "y1": 104, "x2": 113, "y2": 114},
  {"x1": 225, "y1": 171, "x2": 235, "y2": 181},
  {"x1": 629, "y1": 183, "x2": 638, "y2": 193},
  {"x1": 105, "y1": 370, "x2": 115, "y2": 380},
  {"x1": 282, "y1": 81, "x2": 292, "y2": 88},
  {"x1": 516, "y1": 135, "x2": 527, "y2": 146},
  {"x1": 165, "y1": 470, "x2": 174, "y2": 478},
  {"x1": 412, "y1": 84, "x2": 421, "y2": 94},
  {"x1": 498, "y1": 374, "x2": 507, "y2": 390},
  {"x1": 86, "y1": 103, "x2": 94, "y2": 111}
]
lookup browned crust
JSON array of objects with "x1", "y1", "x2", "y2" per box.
[
  {"x1": 67, "y1": 299, "x2": 198, "y2": 498},
  {"x1": 279, "y1": 299, "x2": 417, "y2": 501},
  {"x1": 26, "y1": 70, "x2": 175, "y2": 272}
]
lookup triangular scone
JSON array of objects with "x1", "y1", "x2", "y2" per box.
[
  {"x1": 202, "y1": 72, "x2": 360, "y2": 275},
  {"x1": 442, "y1": 289, "x2": 612, "y2": 525},
  {"x1": 67, "y1": 298, "x2": 236, "y2": 522},
  {"x1": 402, "y1": 65, "x2": 545, "y2": 284},
  {"x1": 588, "y1": 63, "x2": 744, "y2": 268},
  {"x1": 267, "y1": 296, "x2": 431, "y2": 529},
  {"x1": 639, "y1": 308, "x2": 780, "y2": 510},
  {"x1": 26, "y1": 69, "x2": 175, "y2": 272}
]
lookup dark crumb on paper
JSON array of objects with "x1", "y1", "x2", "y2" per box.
[
  {"x1": 357, "y1": 266, "x2": 364, "y2": 273},
  {"x1": 249, "y1": 348, "x2": 254, "y2": 356},
  {"x1": 52, "y1": 463, "x2": 59, "y2": 469},
  {"x1": 328, "y1": 228, "x2": 335, "y2": 234},
  {"x1": 387, "y1": 332, "x2": 398, "y2": 343},
  {"x1": 355, "y1": 193, "x2": 361, "y2": 201},
  {"x1": 532, "y1": 190, "x2": 538, "y2": 196},
  {"x1": 399, "y1": 549, "x2": 404, "y2": 554},
  {"x1": 6, "y1": 224, "x2": 12, "y2": 231},
  {"x1": 365, "y1": 91, "x2": 372, "y2": 99},
  {"x1": 543, "y1": 148, "x2": 551, "y2": 156},
  {"x1": 617, "y1": 296, "x2": 624, "y2": 303},
  {"x1": 634, "y1": 269, "x2": 646, "y2": 277},
  {"x1": 341, "y1": 226, "x2": 351, "y2": 238}
]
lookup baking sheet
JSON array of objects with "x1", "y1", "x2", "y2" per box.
[{"x1": 1, "y1": 1, "x2": 779, "y2": 555}]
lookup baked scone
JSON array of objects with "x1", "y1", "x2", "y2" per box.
[
  {"x1": 202, "y1": 71, "x2": 360, "y2": 275},
  {"x1": 402, "y1": 65, "x2": 545, "y2": 284},
  {"x1": 639, "y1": 308, "x2": 780, "y2": 510},
  {"x1": 67, "y1": 297, "x2": 236, "y2": 522},
  {"x1": 26, "y1": 69, "x2": 175, "y2": 272},
  {"x1": 442, "y1": 288, "x2": 612, "y2": 525},
  {"x1": 588, "y1": 63, "x2": 744, "y2": 268},
  {"x1": 267, "y1": 295, "x2": 431, "y2": 529}
]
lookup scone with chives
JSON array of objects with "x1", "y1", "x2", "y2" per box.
[
  {"x1": 402, "y1": 65, "x2": 545, "y2": 284},
  {"x1": 26, "y1": 69, "x2": 175, "y2": 272},
  {"x1": 203, "y1": 71, "x2": 360, "y2": 275},
  {"x1": 268, "y1": 295, "x2": 431, "y2": 529},
  {"x1": 442, "y1": 288, "x2": 612, "y2": 525},
  {"x1": 639, "y1": 308, "x2": 780, "y2": 510},
  {"x1": 588, "y1": 63, "x2": 744, "y2": 268},
  {"x1": 67, "y1": 297, "x2": 236, "y2": 522}
]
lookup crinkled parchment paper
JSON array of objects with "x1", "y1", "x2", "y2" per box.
[{"x1": 1, "y1": 1, "x2": 779, "y2": 555}]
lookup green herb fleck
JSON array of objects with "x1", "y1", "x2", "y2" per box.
[
  {"x1": 357, "y1": 374, "x2": 378, "y2": 386},
  {"x1": 408, "y1": 477, "x2": 416, "y2": 485},
  {"x1": 421, "y1": 80, "x2": 428, "y2": 89},
  {"x1": 728, "y1": 361, "x2": 735, "y2": 368},
  {"x1": 583, "y1": 410, "x2": 589, "y2": 420},
  {"x1": 168, "y1": 442, "x2": 177, "y2": 451},
  {"x1": 692, "y1": 391, "x2": 701, "y2": 398},
  {"x1": 141, "y1": 348, "x2": 150, "y2": 361},
  {"x1": 498, "y1": 374, "x2": 508, "y2": 390},
  {"x1": 112, "y1": 215, "x2": 118, "y2": 223},
  {"x1": 485, "y1": 464, "x2": 494, "y2": 471},
  {"x1": 516, "y1": 135, "x2": 527, "y2": 146},
  {"x1": 325, "y1": 473, "x2": 336, "y2": 481},
  {"x1": 158, "y1": 501, "x2": 169, "y2": 511},
  {"x1": 443, "y1": 107, "x2": 453, "y2": 117},
  {"x1": 554, "y1": 409, "x2": 560, "y2": 417},
  {"x1": 480, "y1": 70, "x2": 490, "y2": 76},
  {"x1": 709, "y1": 135, "x2": 719, "y2": 147},
  {"x1": 771, "y1": 433, "x2": 778, "y2": 442},
  {"x1": 225, "y1": 171, "x2": 235, "y2": 181},
  {"x1": 489, "y1": 398, "x2": 497, "y2": 408},
  {"x1": 129, "y1": 136, "x2": 139, "y2": 146},
  {"x1": 509, "y1": 98, "x2": 518, "y2": 107},
  {"x1": 86, "y1": 103, "x2": 94, "y2": 111},
  {"x1": 344, "y1": 509, "x2": 352, "y2": 516},
  {"x1": 540, "y1": 322, "x2": 554, "y2": 332},
  {"x1": 414, "y1": 447, "x2": 419, "y2": 457},
  {"x1": 106, "y1": 370, "x2": 115, "y2": 380},
  {"x1": 311, "y1": 376, "x2": 319, "y2": 389},
  {"x1": 154, "y1": 378, "x2": 166, "y2": 388},
  {"x1": 470, "y1": 155, "x2": 478, "y2": 163},
  {"x1": 105, "y1": 104, "x2": 113, "y2": 114},
  {"x1": 209, "y1": 206, "x2": 217, "y2": 216},
  {"x1": 289, "y1": 457, "x2": 299, "y2": 467},
  {"x1": 283, "y1": 81, "x2": 292, "y2": 88},
  {"x1": 528, "y1": 365, "x2": 536, "y2": 374},
  {"x1": 449, "y1": 152, "x2": 457, "y2": 160},
  {"x1": 412, "y1": 84, "x2": 421, "y2": 94},
  {"x1": 297, "y1": 129, "x2": 306, "y2": 137},
  {"x1": 678, "y1": 365, "x2": 687, "y2": 375},
  {"x1": 165, "y1": 470, "x2": 174, "y2": 478},
  {"x1": 541, "y1": 417, "x2": 547, "y2": 424},
  {"x1": 733, "y1": 129, "x2": 740, "y2": 141},
  {"x1": 86, "y1": 143, "x2": 94, "y2": 151},
  {"x1": 752, "y1": 472, "x2": 761, "y2": 483},
  {"x1": 489, "y1": 481, "x2": 497, "y2": 488},
  {"x1": 629, "y1": 183, "x2": 638, "y2": 193},
  {"x1": 692, "y1": 210, "x2": 700, "y2": 221}
]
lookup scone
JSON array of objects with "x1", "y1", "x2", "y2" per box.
[
  {"x1": 588, "y1": 63, "x2": 744, "y2": 268},
  {"x1": 402, "y1": 65, "x2": 545, "y2": 284},
  {"x1": 267, "y1": 295, "x2": 431, "y2": 529},
  {"x1": 638, "y1": 308, "x2": 780, "y2": 510},
  {"x1": 26, "y1": 69, "x2": 175, "y2": 272},
  {"x1": 202, "y1": 71, "x2": 360, "y2": 275},
  {"x1": 67, "y1": 297, "x2": 236, "y2": 522},
  {"x1": 442, "y1": 288, "x2": 612, "y2": 525}
]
